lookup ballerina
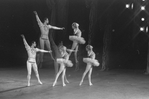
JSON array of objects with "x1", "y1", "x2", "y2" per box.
[
  {"x1": 79, "y1": 45, "x2": 100, "y2": 86},
  {"x1": 21, "y1": 35, "x2": 52, "y2": 86},
  {"x1": 69, "y1": 22, "x2": 85, "y2": 70},
  {"x1": 52, "y1": 45, "x2": 74, "y2": 87}
]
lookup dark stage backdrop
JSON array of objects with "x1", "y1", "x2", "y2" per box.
[{"x1": 0, "y1": 0, "x2": 148, "y2": 69}]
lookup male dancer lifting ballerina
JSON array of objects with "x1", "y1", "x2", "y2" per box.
[
  {"x1": 34, "y1": 11, "x2": 64, "y2": 68},
  {"x1": 21, "y1": 35, "x2": 52, "y2": 86}
]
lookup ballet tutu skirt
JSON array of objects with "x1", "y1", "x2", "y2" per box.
[
  {"x1": 57, "y1": 58, "x2": 65, "y2": 64},
  {"x1": 83, "y1": 58, "x2": 100, "y2": 67},
  {"x1": 69, "y1": 36, "x2": 86, "y2": 44},
  {"x1": 63, "y1": 60, "x2": 73, "y2": 67},
  {"x1": 57, "y1": 58, "x2": 73, "y2": 67}
]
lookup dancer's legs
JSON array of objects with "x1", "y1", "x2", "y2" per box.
[
  {"x1": 74, "y1": 45, "x2": 78, "y2": 63},
  {"x1": 33, "y1": 63, "x2": 42, "y2": 85},
  {"x1": 88, "y1": 67, "x2": 93, "y2": 86},
  {"x1": 45, "y1": 39, "x2": 55, "y2": 60},
  {"x1": 62, "y1": 68, "x2": 66, "y2": 86},
  {"x1": 69, "y1": 42, "x2": 78, "y2": 55},
  {"x1": 39, "y1": 38, "x2": 45, "y2": 68},
  {"x1": 27, "y1": 61, "x2": 32, "y2": 86},
  {"x1": 64, "y1": 69, "x2": 69, "y2": 83},
  {"x1": 79, "y1": 64, "x2": 92, "y2": 86},
  {"x1": 53, "y1": 63, "x2": 65, "y2": 86}
]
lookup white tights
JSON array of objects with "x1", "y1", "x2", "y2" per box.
[
  {"x1": 79, "y1": 64, "x2": 93, "y2": 86},
  {"x1": 27, "y1": 61, "x2": 42, "y2": 86}
]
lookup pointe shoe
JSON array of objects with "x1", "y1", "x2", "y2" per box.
[
  {"x1": 89, "y1": 83, "x2": 93, "y2": 86},
  {"x1": 27, "y1": 83, "x2": 30, "y2": 87},
  {"x1": 63, "y1": 83, "x2": 66, "y2": 87},
  {"x1": 79, "y1": 81, "x2": 83, "y2": 86},
  {"x1": 52, "y1": 82, "x2": 56, "y2": 87},
  {"x1": 38, "y1": 81, "x2": 43, "y2": 85}
]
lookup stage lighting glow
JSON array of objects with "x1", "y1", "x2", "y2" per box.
[
  {"x1": 140, "y1": 27, "x2": 144, "y2": 31},
  {"x1": 141, "y1": 6, "x2": 145, "y2": 11},
  {"x1": 142, "y1": 0, "x2": 145, "y2": 1},
  {"x1": 141, "y1": 18, "x2": 145, "y2": 21},
  {"x1": 131, "y1": 3, "x2": 133, "y2": 9},
  {"x1": 146, "y1": 27, "x2": 148, "y2": 33},
  {"x1": 126, "y1": 4, "x2": 130, "y2": 8}
]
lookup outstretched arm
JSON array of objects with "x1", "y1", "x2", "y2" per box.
[
  {"x1": 21, "y1": 35, "x2": 30, "y2": 50},
  {"x1": 34, "y1": 11, "x2": 43, "y2": 27},
  {"x1": 66, "y1": 49, "x2": 75, "y2": 52},
  {"x1": 36, "y1": 48, "x2": 52, "y2": 53},
  {"x1": 48, "y1": 25, "x2": 64, "y2": 30}
]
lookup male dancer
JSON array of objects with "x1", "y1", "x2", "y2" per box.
[
  {"x1": 34, "y1": 11, "x2": 64, "y2": 68},
  {"x1": 21, "y1": 35, "x2": 51, "y2": 86}
]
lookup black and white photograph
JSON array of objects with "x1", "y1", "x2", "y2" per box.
[{"x1": 0, "y1": 0, "x2": 149, "y2": 99}]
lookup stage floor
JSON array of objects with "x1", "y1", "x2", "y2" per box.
[{"x1": 0, "y1": 67, "x2": 149, "y2": 99}]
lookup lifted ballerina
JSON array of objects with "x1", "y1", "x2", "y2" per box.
[
  {"x1": 21, "y1": 35, "x2": 52, "y2": 86},
  {"x1": 52, "y1": 45, "x2": 74, "y2": 87},
  {"x1": 34, "y1": 11, "x2": 64, "y2": 68},
  {"x1": 69, "y1": 22, "x2": 85, "y2": 70},
  {"x1": 79, "y1": 45, "x2": 100, "y2": 86}
]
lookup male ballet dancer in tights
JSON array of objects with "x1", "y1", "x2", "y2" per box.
[
  {"x1": 21, "y1": 35, "x2": 51, "y2": 86},
  {"x1": 34, "y1": 11, "x2": 64, "y2": 68}
]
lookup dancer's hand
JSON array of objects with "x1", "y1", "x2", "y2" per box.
[
  {"x1": 33, "y1": 11, "x2": 37, "y2": 15},
  {"x1": 62, "y1": 27, "x2": 65, "y2": 30},
  {"x1": 48, "y1": 50, "x2": 52, "y2": 53},
  {"x1": 21, "y1": 34, "x2": 25, "y2": 38}
]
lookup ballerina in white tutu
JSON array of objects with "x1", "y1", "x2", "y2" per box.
[
  {"x1": 79, "y1": 45, "x2": 100, "y2": 86},
  {"x1": 21, "y1": 35, "x2": 52, "y2": 86},
  {"x1": 52, "y1": 45, "x2": 74, "y2": 87},
  {"x1": 69, "y1": 22, "x2": 86, "y2": 64}
]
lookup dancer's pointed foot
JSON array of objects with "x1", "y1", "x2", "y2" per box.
[
  {"x1": 63, "y1": 83, "x2": 66, "y2": 87},
  {"x1": 79, "y1": 81, "x2": 83, "y2": 86},
  {"x1": 38, "y1": 81, "x2": 43, "y2": 85},
  {"x1": 27, "y1": 83, "x2": 30, "y2": 87},
  {"x1": 52, "y1": 81, "x2": 57, "y2": 87},
  {"x1": 89, "y1": 82, "x2": 93, "y2": 86}
]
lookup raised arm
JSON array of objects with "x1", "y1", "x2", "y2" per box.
[
  {"x1": 48, "y1": 25, "x2": 64, "y2": 30},
  {"x1": 34, "y1": 11, "x2": 43, "y2": 27},
  {"x1": 21, "y1": 35, "x2": 30, "y2": 50}
]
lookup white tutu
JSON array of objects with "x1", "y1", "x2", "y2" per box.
[
  {"x1": 83, "y1": 58, "x2": 100, "y2": 67},
  {"x1": 57, "y1": 58, "x2": 65, "y2": 64},
  {"x1": 57, "y1": 58, "x2": 73, "y2": 67},
  {"x1": 69, "y1": 36, "x2": 86, "y2": 44},
  {"x1": 64, "y1": 60, "x2": 73, "y2": 67}
]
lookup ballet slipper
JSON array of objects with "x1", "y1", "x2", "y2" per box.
[
  {"x1": 38, "y1": 81, "x2": 43, "y2": 85},
  {"x1": 52, "y1": 81, "x2": 57, "y2": 87},
  {"x1": 27, "y1": 83, "x2": 31, "y2": 87},
  {"x1": 63, "y1": 83, "x2": 66, "y2": 87},
  {"x1": 89, "y1": 82, "x2": 93, "y2": 86},
  {"x1": 79, "y1": 81, "x2": 83, "y2": 86}
]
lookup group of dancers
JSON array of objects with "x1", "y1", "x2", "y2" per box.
[{"x1": 21, "y1": 11, "x2": 100, "y2": 87}]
